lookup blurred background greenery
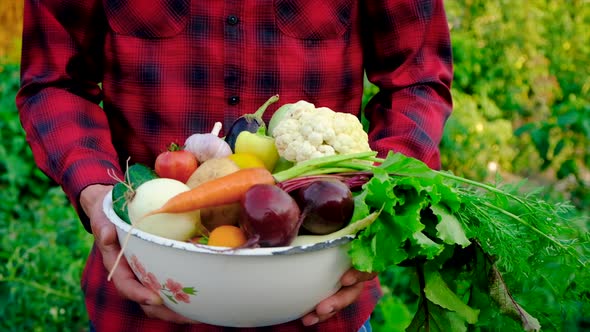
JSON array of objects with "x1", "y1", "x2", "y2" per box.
[{"x1": 1, "y1": 1, "x2": 588, "y2": 331}]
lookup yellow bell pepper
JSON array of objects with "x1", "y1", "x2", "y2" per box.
[{"x1": 234, "y1": 131, "x2": 280, "y2": 172}]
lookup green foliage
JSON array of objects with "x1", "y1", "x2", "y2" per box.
[
  {"x1": 370, "y1": 265, "x2": 417, "y2": 331},
  {"x1": 370, "y1": 1, "x2": 590, "y2": 330},
  {"x1": 0, "y1": 64, "x2": 93, "y2": 332},
  {"x1": 440, "y1": 90, "x2": 518, "y2": 180},
  {"x1": 353, "y1": 153, "x2": 588, "y2": 331},
  {"x1": 0, "y1": 65, "x2": 50, "y2": 200},
  {"x1": 443, "y1": 0, "x2": 590, "y2": 213}
]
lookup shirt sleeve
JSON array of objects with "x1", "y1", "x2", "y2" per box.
[
  {"x1": 361, "y1": 0, "x2": 453, "y2": 170},
  {"x1": 16, "y1": 0, "x2": 122, "y2": 232}
]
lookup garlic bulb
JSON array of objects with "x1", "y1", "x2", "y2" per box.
[{"x1": 184, "y1": 122, "x2": 233, "y2": 163}]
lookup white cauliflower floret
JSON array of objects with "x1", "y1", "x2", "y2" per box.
[
  {"x1": 271, "y1": 101, "x2": 371, "y2": 163},
  {"x1": 273, "y1": 119, "x2": 298, "y2": 151}
]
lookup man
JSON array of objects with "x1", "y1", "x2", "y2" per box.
[{"x1": 17, "y1": 1, "x2": 453, "y2": 331}]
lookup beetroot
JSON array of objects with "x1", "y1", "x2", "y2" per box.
[
  {"x1": 296, "y1": 180, "x2": 354, "y2": 235},
  {"x1": 240, "y1": 184, "x2": 302, "y2": 247}
]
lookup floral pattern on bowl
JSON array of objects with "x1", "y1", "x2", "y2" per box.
[{"x1": 129, "y1": 254, "x2": 197, "y2": 304}]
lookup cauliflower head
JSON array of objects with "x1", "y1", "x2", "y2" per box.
[{"x1": 271, "y1": 100, "x2": 371, "y2": 163}]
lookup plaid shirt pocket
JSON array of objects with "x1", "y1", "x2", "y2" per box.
[
  {"x1": 274, "y1": 0, "x2": 353, "y2": 40},
  {"x1": 103, "y1": 0, "x2": 190, "y2": 38}
]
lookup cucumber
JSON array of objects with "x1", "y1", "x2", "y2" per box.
[{"x1": 112, "y1": 163, "x2": 158, "y2": 224}]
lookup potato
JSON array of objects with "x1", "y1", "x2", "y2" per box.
[
  {"x1": 200, "y1": 202, "x2": 243, "y2": 230},
  {"x1": 185, "y1": 157, "x2": 243, "y2": 230},
  {"x1": 186, "y1": 157, "x2": 240, "y2": 188}
]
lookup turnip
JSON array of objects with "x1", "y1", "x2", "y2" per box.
[
  {"x1": 128, "y1": 178, "x2": 202, "y2": 241},
  {"x1": 109, "y1": 177, "x2": 204, "y2": 282}
]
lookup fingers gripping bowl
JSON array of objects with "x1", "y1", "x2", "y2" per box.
[{"x1": 103, "y1": 191, "x2": 353, "y2": 328}]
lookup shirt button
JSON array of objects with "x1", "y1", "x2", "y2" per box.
[
  {"x1": 228, "y1": 96, "x2": 240, "y2": 105},
  {"x1": 226, "y1": 15, "x2": 239, "y2": 25}
]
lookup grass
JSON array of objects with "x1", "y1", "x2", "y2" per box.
[{"x1": 0, "y1": 187, "x2": 92, "y2": 332}]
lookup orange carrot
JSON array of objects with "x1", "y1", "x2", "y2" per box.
[{"x1": 146, "y1": 167, "x2": 275, "y2": 216}]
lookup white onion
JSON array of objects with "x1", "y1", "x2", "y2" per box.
[{"x1": 128, "y1": 178, "x2": 202, "y2": 241}]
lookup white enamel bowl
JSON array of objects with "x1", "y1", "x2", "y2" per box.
[{"x1": 103, "y1": 191, "x2": 352, "y2": 328}]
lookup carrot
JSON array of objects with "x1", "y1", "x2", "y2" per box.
[{"x1": 145, "y1": 167, "x2": 275, "y2": 217}]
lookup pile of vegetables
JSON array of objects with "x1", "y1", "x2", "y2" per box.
[{"x1": 110, "y1": 96, "x2": 588, "y2": 331}]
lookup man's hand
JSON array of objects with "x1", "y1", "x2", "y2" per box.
[
  {"x1": 301, "y1": 268, "x2": 377, "y2": 326},
  {"x1": 80, "y1": 184, "x2": 198, "y2": 324}
]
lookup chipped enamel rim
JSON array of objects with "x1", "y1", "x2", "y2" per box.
[{"x1": 103, "y1": 190, "x2": 353, "y2": 256}]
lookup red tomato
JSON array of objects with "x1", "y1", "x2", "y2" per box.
[{"x1": 155, "y1": 143, "x2": 198, "y2": 183}]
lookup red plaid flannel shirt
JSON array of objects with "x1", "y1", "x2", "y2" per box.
[{"x1": 17, "y1": 0, "x2": 453, "y2": 331}]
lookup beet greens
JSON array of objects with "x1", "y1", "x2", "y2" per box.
[{"x1": 271, "y1": 151, "x2": 589, "y2": 331}]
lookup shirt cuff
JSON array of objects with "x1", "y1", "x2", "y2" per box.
[
  {"x1": 374, "y1": 141, "x2": 441, "y2": 170},
  {"x1": 61, "y1": 158, "x2": 123, "y2": 233}
]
